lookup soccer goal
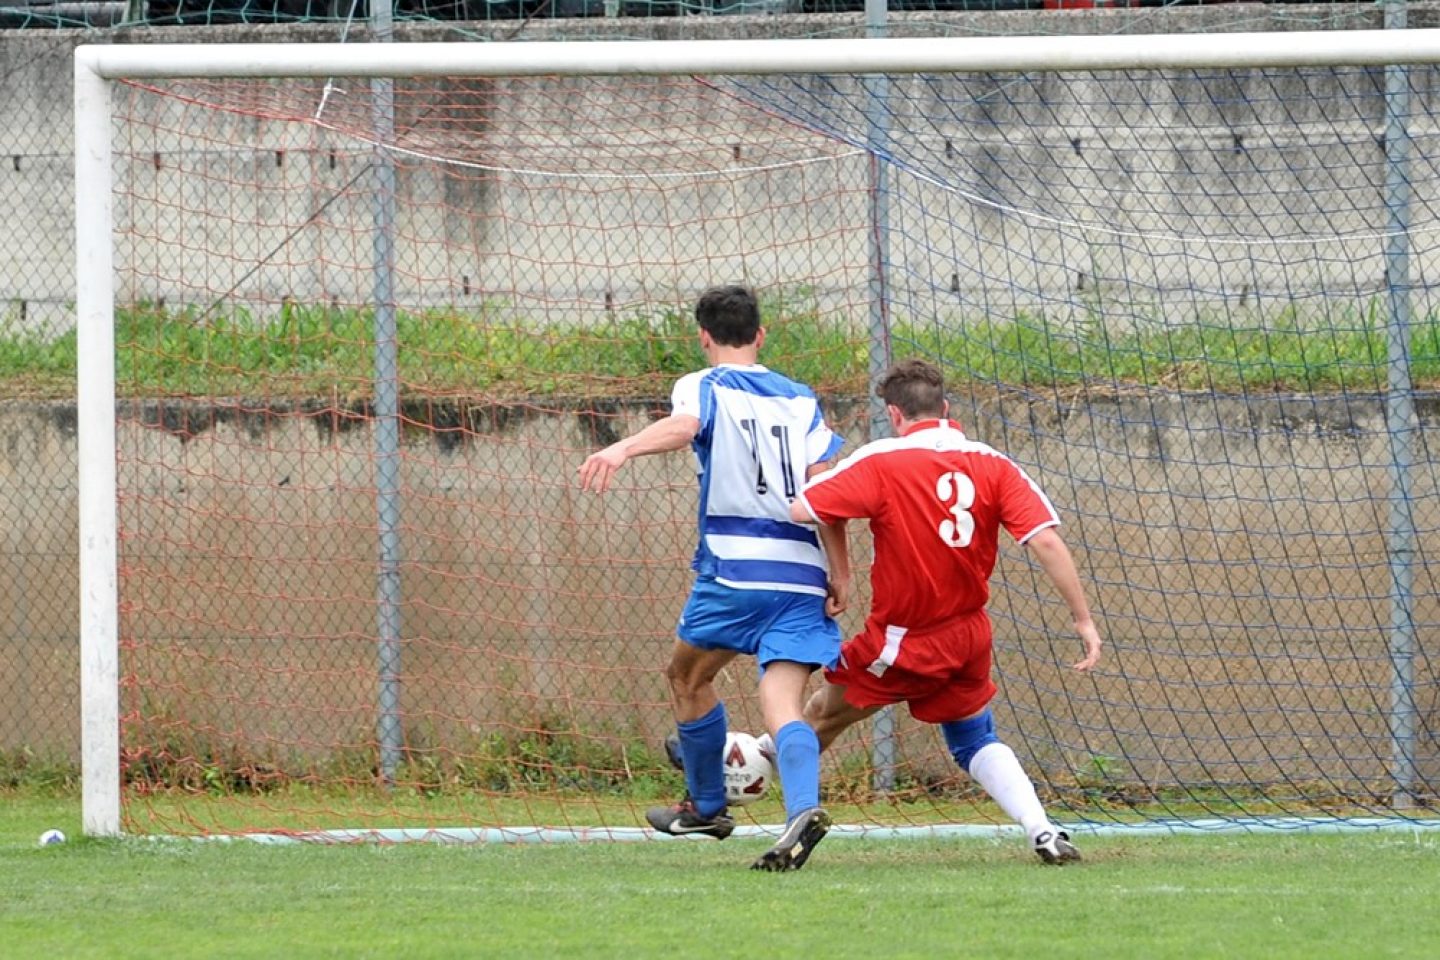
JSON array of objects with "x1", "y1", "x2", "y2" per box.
[{"x1": 76, "y1": 30, "x2": 1440, "y2": 841}]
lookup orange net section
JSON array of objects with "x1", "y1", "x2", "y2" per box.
[{"x1": 112, "y1": 74, "x2": 884, "y2": 836}]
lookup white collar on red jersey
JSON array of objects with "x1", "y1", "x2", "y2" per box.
[{"x1": 900, "y1": 418, "x2": 965, "y2": 437}]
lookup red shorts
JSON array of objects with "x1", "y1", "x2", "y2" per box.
[{"x1": 824, "y1": 609, "x2": 997, "y2": 724}]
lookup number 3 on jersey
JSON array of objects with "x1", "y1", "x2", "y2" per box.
[{"x1": 935, "y1": 471, "x2": 975, "y2": 547}]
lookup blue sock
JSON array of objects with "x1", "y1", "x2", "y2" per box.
[
  {"x1": 679, "y1": 703, "x2": 728, "y2": 818},
  {"x1": 940, "y1": 709, "x2": 998, "y2": 772},
  {"x1": 774, "y1": 720, "x2": 821, "y2": 822}
]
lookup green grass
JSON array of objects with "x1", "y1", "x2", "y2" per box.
[
  {"x1": 5, "y1": 790, "x2": 1440, "y2": 959},
  {"x1": 3, "y1": 296, "x2": 1438, "y2": 398}
]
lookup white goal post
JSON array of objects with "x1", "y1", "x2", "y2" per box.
[{"x1": 75, "y1": 29, "x2": 1440, "y2": 839}]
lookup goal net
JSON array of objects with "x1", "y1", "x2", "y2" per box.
[{"x1": 76, "y1": 34, "x2": 1439, "y2": 840}]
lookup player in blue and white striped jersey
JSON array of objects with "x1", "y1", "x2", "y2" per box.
[{"x1": 578, "y1": 285, "x2": 847, "y2": 871}]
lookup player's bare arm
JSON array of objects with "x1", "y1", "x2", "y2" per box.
[
  {"x1": 1023, "y1": 527, "x2": 1103, "y2": 672},
  {"x1": 578, "y1": 413, "x2": 701, "y2": 494},
  {"x1": 815, "y1": 520, "x2": 851, "y2": 617},
  {"x1": 792, "y1": 468, "x2": 851, "y2": 617}
]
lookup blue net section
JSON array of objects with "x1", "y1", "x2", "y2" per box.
[{"x1": 713, "y1": 65, "x2": 1440, "y2": 820}]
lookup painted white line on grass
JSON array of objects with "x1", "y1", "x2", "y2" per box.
[{"x1": 143, "y1": 815, "x2": 1440, "y2": 845}]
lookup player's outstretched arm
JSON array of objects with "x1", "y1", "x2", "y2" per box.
[
  {"x1": 816, "y1": 519, "x2": 851, "y2": 617},
  {"x1": 577, "y1": 413, "x2": 700, "y2": 494},
  {"x1": 1024, "y1": 527, "x2": 1103, "y2": 672},
  {"x1": 790, "y1": 478, "x2": 851, "y2": 617}
]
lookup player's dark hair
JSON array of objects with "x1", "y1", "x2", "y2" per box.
[
  {"x1": 877, "y1": 359, "x2": 947, "y2": 419},
  {"x1": 695, "y1": 285, "x2": 761, "y2": 347}
]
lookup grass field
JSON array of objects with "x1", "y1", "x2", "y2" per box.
[{"x1": 4, "y1": 791, "x2": 1439, "y2": 959}]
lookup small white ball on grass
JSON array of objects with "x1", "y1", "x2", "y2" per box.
[{"x1": 37, "y1": 829, "x2": 66, "y2": 846}]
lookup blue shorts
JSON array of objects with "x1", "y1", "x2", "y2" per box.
[{"x1": 677, "y1": 577, "x2": 841, "y2": 670}]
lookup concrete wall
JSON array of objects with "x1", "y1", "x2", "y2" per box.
[
  {"x1": 6, "y1": 5, "x2": 1440, "y2": 336},
  {"x1": 4, "y1": 390, "x2": 1436, "y2": 797}
]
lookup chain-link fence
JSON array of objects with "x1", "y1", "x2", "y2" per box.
[{"x1": 4, "y1": 5, "x2": 1435, "y2": 828}]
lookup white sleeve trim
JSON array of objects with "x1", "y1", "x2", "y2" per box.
[
  {"x1": 794, "y1": 491, "x2": 823, "y2": 524},
  {"x1": 1016, "y1": 518, "x2": 1061, "y2": 545}
]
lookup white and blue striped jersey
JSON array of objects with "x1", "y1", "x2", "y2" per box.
[{"x1": 672, "y1": 363, "x2": 844, "y2": 596}]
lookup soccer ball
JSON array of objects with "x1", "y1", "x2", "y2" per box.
[
  {"x1": 37, "y1": 828, "x2": 66, "y2": 846},
  {"x1": 723, "y1": 731, "x2": 774, "y2": 807}
]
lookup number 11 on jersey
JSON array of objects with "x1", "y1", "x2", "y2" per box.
[{"x1": 740, "y1": 418, "x2": 797, "y2": 499}]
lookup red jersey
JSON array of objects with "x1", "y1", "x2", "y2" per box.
[{"x1": 797, "y1": 419, "x2": 1059, "y2": 635}]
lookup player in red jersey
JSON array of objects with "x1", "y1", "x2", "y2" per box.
[{"x1": 789, "y1": 358, "x2": 1103, "y2": 864}]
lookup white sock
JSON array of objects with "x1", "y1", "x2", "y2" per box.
[{"x1": 966, "y1": 741, "x2": 1052, "y2": 842}]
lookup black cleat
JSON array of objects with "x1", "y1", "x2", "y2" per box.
[
  {"x1": 1033, "y1": 829, "x2": 1081, "y2": 865},
  {"x1": 646, "y1": 797, "x2": 735, "y2": 839},
  {"x1": 664, "y1": 731, "x2": 685, "y2": 771},
  {"x1": 751, "y1": 807, "x2": 832, "y2": 872}
]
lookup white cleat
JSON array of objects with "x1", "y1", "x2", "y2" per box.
[{"x1": 1033, "y1": 829, "x2": 1081, "y2": 865}]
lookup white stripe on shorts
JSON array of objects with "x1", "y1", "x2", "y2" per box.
[{"x1": 867, "y1": 624, "x2": 909, "y2": 677}]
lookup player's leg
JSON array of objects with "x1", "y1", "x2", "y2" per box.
[
  {"x1": 758, "y1": 622, "x2": 897, "y2": 760},
  {"x1": 803, "y1": 680, "x2": 882, "y2": 751},
  {"x1": 669, "y1": 631, "x2": 884, "y2": 766},
  {"x1": 749, "y1": 594, "x2": 842, "y2": 872},
  {"x1": 758, "y1": 660, "x2": 823, "y2": 822},
  {"x1": 664, "y1": 634, "x2": 737, "y2": 723},
  {"x1": 916, "y1": 613, "x2": 1080, "y2": 864},
  {"x1": 745, "y1": 636, "x2": 894, "y2": 759},
  {"x1": 750, "y1": 659, "x2": 832, "y2": 872},
  {"x1": 647, "y1": 639, "x2": 740, "y2": 838},
  {"x1": 939, "y1": 708, "x2": 1080, "y2": 864},
  {"x1": 702, "y1": 680, "x2": 878, "y2": 767}
]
